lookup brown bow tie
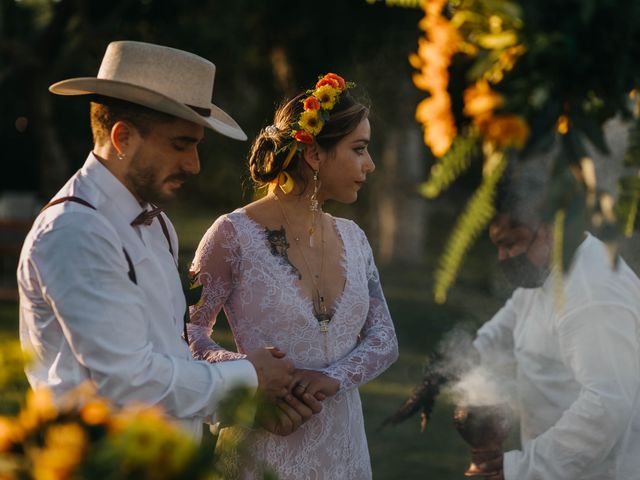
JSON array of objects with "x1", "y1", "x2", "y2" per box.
[{"x1": 131, "y1": 206, "x2": 163, "y2": 226}]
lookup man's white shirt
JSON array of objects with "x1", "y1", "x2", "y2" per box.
[
  {"x1": 475, "y1": 234, "x2": 640, "y2": 479},
  {"x1": 18, "y1": 153, "x2": 257, "y2": 438}
]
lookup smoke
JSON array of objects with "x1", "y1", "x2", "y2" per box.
[{"x1": 429, "y1": 326, "x2": 515, "y2": 409}]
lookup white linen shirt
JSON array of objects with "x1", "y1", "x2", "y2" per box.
[
  {"x1": 18, "y1": 153, "x2": 257, "y2": 438},
  {"x1": 474, "y1": 234, "x2": 640, "y2": 479}
]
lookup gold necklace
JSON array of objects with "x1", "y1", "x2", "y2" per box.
[{"x1": 274, "y1": 195, "x2": 332, "y2": 333}]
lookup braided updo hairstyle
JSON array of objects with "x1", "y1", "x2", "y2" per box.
[{"x1": 248, "y1": 90, "x2": 369, "y2": 190}]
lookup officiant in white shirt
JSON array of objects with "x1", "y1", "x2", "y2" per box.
[
  {"x1": 472, "y1": 175, "x2": 640, "y2": 480},
  {"x1": 17, "y1": 40, "x2": 301, "y2": 439}
]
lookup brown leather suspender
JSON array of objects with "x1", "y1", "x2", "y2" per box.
[{"x1": 40, "y1": 196, "x2": 190, "y2": 344}]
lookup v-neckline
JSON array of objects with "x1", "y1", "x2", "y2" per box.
[{"x1": 236, "y1": 208, "x2": 349, "y2": 324}]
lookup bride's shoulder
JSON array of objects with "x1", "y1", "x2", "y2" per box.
[{"x1": 330, "y1": 215, "x2": 367, "y2": 239}]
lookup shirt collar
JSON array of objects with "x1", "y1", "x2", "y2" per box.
[{"x1": 81, "y1": 152, "x2": 148, "y2": 224}]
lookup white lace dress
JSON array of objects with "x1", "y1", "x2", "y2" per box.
[{"x1": 188, "y1": 209, "x2": 398, "y2": 479}]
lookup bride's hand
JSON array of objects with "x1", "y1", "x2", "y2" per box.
[{"x1": 290, "y1": 369, "x2": 340, "y2": 403}]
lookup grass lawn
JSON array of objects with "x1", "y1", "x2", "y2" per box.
[{"x1": 0, "y1": 205, "x2": 515, "y2": 479}]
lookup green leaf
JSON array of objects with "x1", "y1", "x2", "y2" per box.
[
  {"x1": 419, "y1": 131, "x2": 480, "y2": 198},
  {"x1": 433, "y1": 151, "x2": 508, "y2": 304}
]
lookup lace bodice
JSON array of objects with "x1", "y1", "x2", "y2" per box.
[{"x1": 188, "y1": 209, "x2": 398, "y2": 479}]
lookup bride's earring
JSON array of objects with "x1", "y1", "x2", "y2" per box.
[
  {"x1": 309, "y1": 170, "x2": 320, "y2": 247},
  {"x1": 310, "y1": 170, "x2": 319, "y2": 213}
]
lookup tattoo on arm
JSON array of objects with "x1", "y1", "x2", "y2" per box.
[{"x1": 265, "y1": 226, "x2": 301, "y2": 280}]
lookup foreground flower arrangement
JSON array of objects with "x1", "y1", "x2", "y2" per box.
[
  {"x1": 0, "y1": 386, "x2": 214, "y2": 480},
  {"x1": 0, "y1": 367, "x2": 261, "y2": 480},
  {"x1": 410, "y1": 0, "x2": 640, "y2": 302}
]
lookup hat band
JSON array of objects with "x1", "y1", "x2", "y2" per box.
[{"x1": 187, "y1": 104, "x2": 211, "y2": 117}]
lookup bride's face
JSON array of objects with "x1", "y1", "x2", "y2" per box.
[{"x1": 317, "y1": 118, "x2": 374, "y2": 204}]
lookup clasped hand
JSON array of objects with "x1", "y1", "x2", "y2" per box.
[{"x1": 257, "y1": 368, "x2": 339, "y2": 436}]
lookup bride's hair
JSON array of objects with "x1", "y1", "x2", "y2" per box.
[{"x1": 248, "y1": 90, "x2": 369, "y2": 188}]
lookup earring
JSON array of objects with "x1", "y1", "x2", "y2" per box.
[
  {"x1": 310, "y1": 170, "x2": 319, "y2": 213},
  {"x1": 117, "y1": 152, "x2": 126, "y2": 161}
]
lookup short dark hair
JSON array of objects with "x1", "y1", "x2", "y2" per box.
[
  {"x1": 494, "y1": 164, "x2": 549, "y2": 228},
  {"x1": 89, "y1": 95, "x2": 175, "y2": 145}
]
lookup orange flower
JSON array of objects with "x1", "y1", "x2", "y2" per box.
[
  {"x1": 415, "y1": 93, "x2": 457, "y2": 157},
  {"x1": 463, "y1": 80, "x2": 504, "y2": 120},
  {"x1": 80, "y1": 398, "x2": 112, "y2": 425},
  {"x1": 303, "y1": 96, "x2": 321, "y2": 111},
  {"x1": 322, "y1": 73, "x2": 346, "y2": 90},
  {"x1": 556, "y1": 115, "x2": 570, "y2": 134},
  {"x1": 479, "y1": 114, "x2": 530, "y2": 148},
  {"x1": 294, "y1": 130, "x2": 314, "y2": 144},
  {"x1": 316, "y1": 77, "x2": 340, "y2": 89}
]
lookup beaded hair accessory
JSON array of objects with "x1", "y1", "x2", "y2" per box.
[{"x1": 272, "y1": 73, "x2": 354, "y2": 194}]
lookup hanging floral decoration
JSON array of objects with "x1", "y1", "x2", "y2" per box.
[{"x1": 409, "y1": 0, "x2": 640, "y2": 303}]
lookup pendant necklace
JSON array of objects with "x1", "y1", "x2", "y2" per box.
[{"x1": 274, "y1": 195, "x2": 332, "y2": 333}]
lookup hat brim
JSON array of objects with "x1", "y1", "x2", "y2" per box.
[{"x1": 49, "y1": 78, "x2": 247, "y2": 141}]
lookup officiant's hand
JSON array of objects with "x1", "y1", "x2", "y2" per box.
[
  {"x1": 247, "y1": 347, "x2": 294, "y2": 402},
  {"x1": 290, "y1": 369, "x2": 339, "y2": 403},
  {"x1": 475, "y1": 451, "x2": 503, "y2": 480}
]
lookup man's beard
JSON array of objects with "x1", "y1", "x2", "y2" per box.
[
  {"x1": 499, "y1": 253, "x2": 550, "y2": 289},
  {"x1": 125, "y1": 153, "x2": 188, "y2": 205}
]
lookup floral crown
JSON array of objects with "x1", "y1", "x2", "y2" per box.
[{"x1": 272, "y1": 72, "x2": 354, "y2": 194}]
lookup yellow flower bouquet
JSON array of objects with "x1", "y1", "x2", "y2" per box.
[{"x1": 0, "y1": 386, "x2": 217, "y2": 480}]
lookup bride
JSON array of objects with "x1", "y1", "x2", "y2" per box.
[{"x1": 188, "y1": 73, "x2": 398, "y2": 479}]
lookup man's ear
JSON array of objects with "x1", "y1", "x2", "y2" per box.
[
  {"x1": 110, "y1": 121, "x2": 139, "y2": 159},
  {"x1": 302, "y1": 143, "x2": 322, "y2": 172}
]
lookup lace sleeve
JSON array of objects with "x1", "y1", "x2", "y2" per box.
[
  {"x1": 322, "y1": 225, "x2": 399, "y2": 390},
  {"x1": 188, "y1": 215, "x2": 245, "y2": 363}
]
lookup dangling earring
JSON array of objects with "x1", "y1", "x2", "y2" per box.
[
  {"x1": 310, "y1": 170, "x2": 319, "y2": 213},
  {"x1": 309, "y1": 170, "x2": 320, "y2": 247}
]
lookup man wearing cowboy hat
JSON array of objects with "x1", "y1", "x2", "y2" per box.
[{"x1": 17, "y1": 41, "x2": 307, "y2": 438}]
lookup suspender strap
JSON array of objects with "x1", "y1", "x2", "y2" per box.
[
  {"x1": 151, "y1": 208, "x2": 187, "y2": 344},
  {"x1": 155, "y1": 213, "x2": 175, "y2": 258},
  {"x1": 40, "y1": 196, "x2": 137, "y2": 285},
  {"x1": 41, "y1": 196, "x2": 189, "y2": 344},
  {"x1": 42, "y1": 196, "x2": 96, "y2": 211},
  {"x1": 122, "y1": 248, "x2": 137, "y2": 284}
]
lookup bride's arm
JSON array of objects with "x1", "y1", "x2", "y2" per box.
[
  {"x1": 188, "y1": 216, "x2": 245, "y2": 363},
  {"x1": 320, "y1": 225, "x2": 399, "y2": 391}
]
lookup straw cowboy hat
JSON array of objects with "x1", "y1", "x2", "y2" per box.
[{"x1": 49, "y1": 40, "x2": 247, "y2": 141}]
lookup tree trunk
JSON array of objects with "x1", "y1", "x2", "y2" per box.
[{"x1": 377, "y1": 125, "x2": 427, "y2": 266}]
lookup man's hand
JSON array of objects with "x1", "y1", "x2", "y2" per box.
[
  {"x1": 246, "y1": 347, "x2": 294, "y2": 402},
  {"x1": 290, "y1": 369, "x2": 339, "y2": 403},
  {"x1": 256, "y1": 393, "x2": 317, "y2": 436}
]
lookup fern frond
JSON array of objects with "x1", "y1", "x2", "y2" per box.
[
  {"x1": 419, "y1": 132, "x2": 480, "y2": 199},
  {"x1": 433, "y1": 151, "x2": 507, "y2": 303},
  {"x1": 616, "y1": 173, "x2": 640, "y2": 237}
]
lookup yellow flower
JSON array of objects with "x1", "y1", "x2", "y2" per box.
[
  {"x1": 0, "y1": 416, "x2": 20, "y2": 452},
  {"x1": 20, "y1": 388, "x2": 57, "y2": 432},
  {"x1": 463, "y1": 80, "x2": 504, "y2": 120},
  {"x1": 476, "y1": 30, "x2": 518, "y2": 50},
  {"x1": 312, "y1": 85, "x2": 340, "y2": 110},
  {"x1": 298, "y1": 109, "x2": 324, "y2": 136},
  {"x1": 31, "y1": 423, "x2": 87, "y2": 480},
  {"x1": 479, "y1": 114, "x2": 530, "y2": 149}
]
